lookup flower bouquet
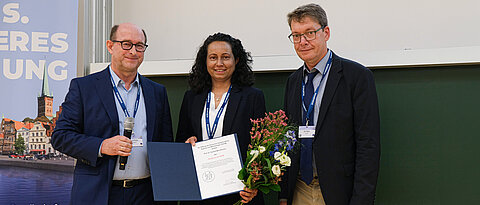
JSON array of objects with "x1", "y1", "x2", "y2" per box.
[{"x1": 235, "y1": 110, "x2": 297, "y2": 205}]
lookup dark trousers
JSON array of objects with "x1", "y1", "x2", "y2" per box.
[
  {"x1": 108, "y1": 179, "x2": 175, "y2": 205},
  {"x1": 109, "y1": 180, "x2": 154, "y2": 205}
]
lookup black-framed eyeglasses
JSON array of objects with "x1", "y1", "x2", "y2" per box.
[
  {"x1": 111, "y1": 40, "x2": 148, "y2": 52},
  {"x1": 288, "y1": 25, "x2": 326, "y2": 43}
]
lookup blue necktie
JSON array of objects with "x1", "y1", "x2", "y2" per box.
[{"x1": 300, "y1": 70, "x2": 318, "y2": 184}]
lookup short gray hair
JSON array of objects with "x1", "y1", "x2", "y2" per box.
[{"x1": 287, "y1": 3, "x2": 328, "y2": 28}]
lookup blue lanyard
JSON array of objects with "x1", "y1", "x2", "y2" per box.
[
  {"x1": 110, "y1": 74, "x2": 141, "y2": 118},
  {"x1": 301, "y1": 52, "x2": 333, "y2": 125},
  {"x1": 205, "y1": 85, "x2": 232, "y2": 139}
]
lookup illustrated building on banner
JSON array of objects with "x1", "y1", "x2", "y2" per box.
[{"x1": 37, "y1": 65, "x2": 53, "y2": 120}]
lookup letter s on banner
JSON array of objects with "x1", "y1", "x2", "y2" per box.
[
  {"x1": 3, "y1": 3, "x2": 20, "y2": 24},
  {"x1": 51, "y1": 33, "x2": 68, "y2": 53}
]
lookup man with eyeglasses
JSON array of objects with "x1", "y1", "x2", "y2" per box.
[
  {"x1": 280, "y1": 4, "x2": 380, "y2": 205},
  {"x1": 52, "y1": 23, "x2": 174, "y2": 205}
]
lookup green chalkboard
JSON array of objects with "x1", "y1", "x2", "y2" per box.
[{"x1": 373, "y1": 65, "x2": 480, "y2": 204}]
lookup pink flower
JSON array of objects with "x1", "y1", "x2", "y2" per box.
[{"x1": 240, "y1": 109, "x2": 295, "y2": 196}]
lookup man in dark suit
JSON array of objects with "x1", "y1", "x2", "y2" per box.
[
  {"x1": 52, "y1": 23, "x2": 173, "y2": 205},
  {"x1": 280, "y1": 4, "x2": 380, "y2": 205}
]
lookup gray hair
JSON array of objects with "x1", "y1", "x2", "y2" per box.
[{"x1": 287, "y1": 3, "x2": 328, "y2": 28}]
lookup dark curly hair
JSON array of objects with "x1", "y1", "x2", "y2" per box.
[{"x1": 188, "y1": 33, "x2": 254, "y2": 93}]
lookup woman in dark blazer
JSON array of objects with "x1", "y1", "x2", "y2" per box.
[{"x1": 176, "y1": 33, "x2": 266, "y2": 205}]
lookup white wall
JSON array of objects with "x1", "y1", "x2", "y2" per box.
[{"x1": 91, "y1": 0, "x2": 480, "y2": 75}]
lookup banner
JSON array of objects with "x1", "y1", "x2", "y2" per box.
[{"x1": 0, "y1": 0, "x2": 78, "y2": 122}]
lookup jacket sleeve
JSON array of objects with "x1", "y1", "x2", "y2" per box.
[
  {"x1": 158, "y1": 85, "x2": 174, "y2": 142},
  {"x1": 175, "y1": 91, "x2": 194, "y2": 143},
  {"x1": 349, "y1": 68, "x2": 381, "y2": 205},
  {"x1": 252, "y1": 89, "x2": 266, "y2": 120},
  {"x1": 279, "y1": 75, "x2": 293, "y2": 200},
  {"x1": 51, "y1": 79, "x2": 103, "y2": 167}
]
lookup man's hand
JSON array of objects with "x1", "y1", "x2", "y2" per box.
[
  {"x1": 185, "y1": 136, "x2": 197, "y2": 146},
  {"x1": 100, "y1": 135, "x2": 132, "y2": 156},
  {"x1": 239, "y1": 187, "x2": 258, "y2": 203}
]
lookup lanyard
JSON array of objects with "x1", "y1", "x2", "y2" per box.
[
  {"x1": 110, "y1": 74, "x2": 141, "y2": 118},
  {"x1": 301, "y1": 51, "x2": 333, "y2": 125},
  {"x1": 205, "y1": 85, "x2": 232, "y2": 139}
]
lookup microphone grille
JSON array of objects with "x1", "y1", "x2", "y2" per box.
[{"x1": 124, "y1": 117, "x2": 135, "y2": 130}]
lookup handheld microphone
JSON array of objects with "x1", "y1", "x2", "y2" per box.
[{"x1": 119, "y1": 117, "x2": 134, "y2": 170}]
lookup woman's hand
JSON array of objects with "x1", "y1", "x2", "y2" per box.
[
  {"x1": 239, "y1": 187, "x2": 258, "y2": 203},
  {"x1": 185, "y1": 136, "x2": 197, "y2": 146}
]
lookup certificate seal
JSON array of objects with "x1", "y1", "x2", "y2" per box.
[{"x1": 202, "y1": 171, "x2": 215, "y2": 182}]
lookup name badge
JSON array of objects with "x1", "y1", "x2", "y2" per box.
[
  {"x1": 299, "y1": 126, "x2": 315, "y2": 139},
  {"x1": 132, "y1": 138, "x2": 144, "y2": 147},
  {"x1": 131, "y1": 132, "x2": 143, "y2": 147}
]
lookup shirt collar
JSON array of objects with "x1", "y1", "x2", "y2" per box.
[
  {"x1": 303, "y1": 49, "x2": 331, "y2": 75},
  {"x1": 108, "y1": 65, "x2": 139, "y2": 90}
]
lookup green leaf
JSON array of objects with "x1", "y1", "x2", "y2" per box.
[
  {"x1": 238, "y1": 168, "x2": 247, "y2": 180},
  {"x1": 270, "y1": 184, "x2": 281, "y2": 192},
  {"x1": 262, "y1": 173, "x2": 268, "y2": 183},
  {"x1": 249, "y1": 174, "x2": 254, "y2": 185},
  {"x1": 245, "y1": 155, "x2": 252, "y2": 164},
  {"x1": 258, "y1": 186, "x2": 270, "y2": 194},
  {"x1": 265, "y1": 158, "x2": 272, "y2": 169}
]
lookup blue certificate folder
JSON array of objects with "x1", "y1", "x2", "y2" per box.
[{"x1": 147, "y1": 134, "x2": 243, "y2": 201}]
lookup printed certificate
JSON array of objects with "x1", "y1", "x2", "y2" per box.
[
  {"x1": 192, "y1": 134, "x2": 244, "y2": 199},
  {"x1": 148, "y1": 134, "x2": 244, "y2": 201}
]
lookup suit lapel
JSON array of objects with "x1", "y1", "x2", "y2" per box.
[
  {"x1": 192, "y1": 90, "x2": 208, "y2": 141},
  {"x1": 140, "y1": 75, "x2": 155, "y2": 142},
  {"x1": 223, "y1": 86, "x2": 242, "y2": 134},
  {"x1": 315, "y1": 53, "x2": 342, "y2": 136},
  {"x1": 292, "y1": 69, "x2": 304, "y2": 124},
  {"x1": 95, "y1": 68, "x2": 119, "y2": 133}
]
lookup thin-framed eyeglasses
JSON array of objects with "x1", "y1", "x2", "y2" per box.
[
  {"x1": 288, "y1": 25, "x2": 326, "y2": 43},
  {"x1": 111, "y1": 40, "x2": 148, "y2": 52}
]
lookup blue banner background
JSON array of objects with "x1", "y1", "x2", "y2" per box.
[{"x1": 0, "y1": 0, "x2": 78, "y2": 121}]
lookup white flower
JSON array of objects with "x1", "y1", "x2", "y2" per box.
[
  {"x1": 274, "y1": 152, "x2": 282, "y2": 160},
  {"x1": 272, "y1": 165, "x2": 281, "y2": 177},
  {"x1": 279, "y1": 154, "x2": 291, "y2": 166},
  {"x1": 259, "y1": 146, "x2": 266, "y2": 153},
  {"x1": 249, "y1": 150, "x2": 260, "y2": 164}
]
